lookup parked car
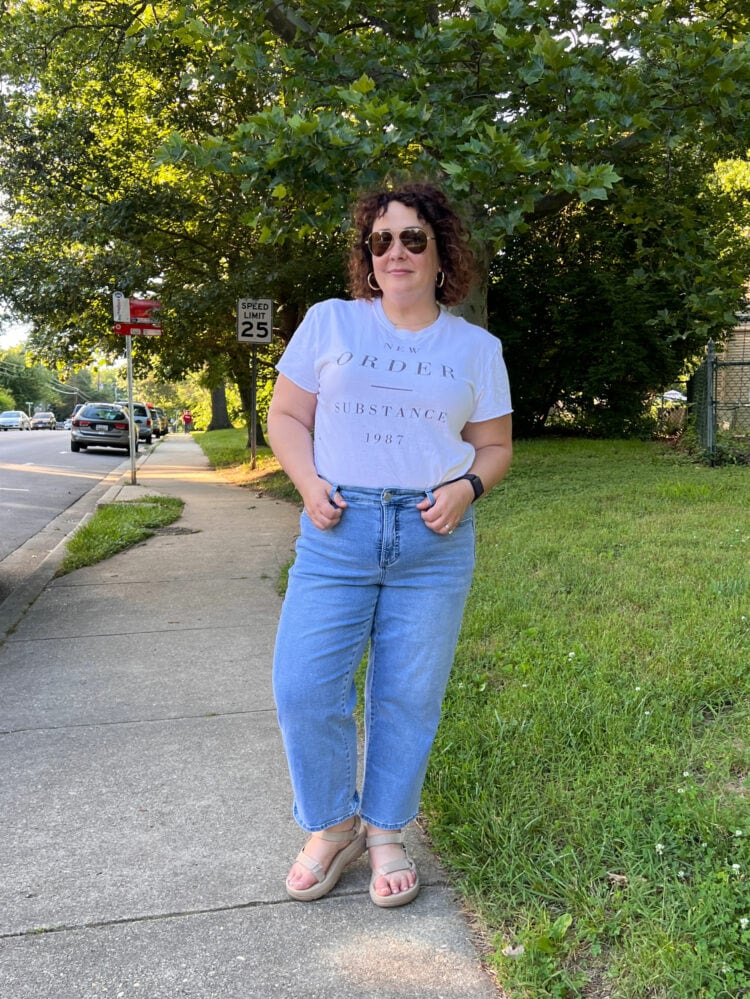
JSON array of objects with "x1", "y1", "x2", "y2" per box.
[
  {"x1": 113, "y1": 401, "x2": 153, "y2": 443},
  {"x1": 0, "y1": 410, "x2": 32, "y2": 430},
  {"x1": 70, "y1": 403, "x2": 135, "y2": 454},
  {"x1": 149, "y1": 405, "x2": 168, "y2": 437},
  {"x1": 146, "y1": 404, "x2": 161, "y2": 438},
  {"x1": 31, "y1": 411, "x2": 57, "y2": 430}
]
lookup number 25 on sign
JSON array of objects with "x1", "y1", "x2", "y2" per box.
[{"x1": 237, "y1": 299, "x2": 273, "y2": 344}]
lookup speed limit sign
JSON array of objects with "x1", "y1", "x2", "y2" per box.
[{"x1": 237, "y1": 299, "x2": 273, "y2": 344}]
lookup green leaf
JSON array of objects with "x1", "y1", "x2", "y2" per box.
[{"x1": 350, "y1": 73, "x2": 376, "y2": 95}]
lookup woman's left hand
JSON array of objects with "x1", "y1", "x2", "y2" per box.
[
  {"x1": 416, "y1": 480, "x2": 474, "y2": 536},
  {"x1": 418, "y1": 415, "x2": 513, "y2": 535}
]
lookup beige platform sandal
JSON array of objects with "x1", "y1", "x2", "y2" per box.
[
  {"x1": 286, "y1": 816, "x2": 366, "y2": 902},
  {"x1": 367, "y1": 830, "x2": 421, "y2": 908}
]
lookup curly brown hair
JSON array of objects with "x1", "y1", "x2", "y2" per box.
[{"x1": 347, "y1": 180, "x2": 476, "y2": 307}]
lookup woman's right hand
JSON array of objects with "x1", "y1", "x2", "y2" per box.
[
  {"x1": 301, "y1": 479, "x2": 347, "y2": 531},
  {"x1": 268, "y1": 376, "x2": 346, "y2": 531}
]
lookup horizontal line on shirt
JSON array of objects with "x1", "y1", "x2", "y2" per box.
[{"x1": 370, "y1": 385, "x2": 414, "y2": 392}]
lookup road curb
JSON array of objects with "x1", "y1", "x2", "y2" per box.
[{"x1": 0, "y1": 444, "x2": 158, "y2": 643}]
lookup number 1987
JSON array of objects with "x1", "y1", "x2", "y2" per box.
[{"x1": 364, "y1": 433, "x2": 404, "y2": 445}]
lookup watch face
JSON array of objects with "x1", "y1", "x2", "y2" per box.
[{"x1": 472, "y1": 475, "x2": 483, "y2": 497}]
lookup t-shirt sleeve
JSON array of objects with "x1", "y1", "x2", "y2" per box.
[
  {"x1": 275, "y1": 303, "x2": 323, "y2": 394},
  {"x1": 468, "y1": 338, "x2": 513, "y2": 422}
]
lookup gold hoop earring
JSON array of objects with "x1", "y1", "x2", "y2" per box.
[
  {"x1": 367, "y1": 272, "x2": 380, "y2": 291},
  {"x1": 436, "y1": 271, "x2": 446, "y2": 288}
]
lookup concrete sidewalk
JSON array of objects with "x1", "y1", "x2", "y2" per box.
[{"x1": 0, "y1": 435, "x2": 500, "y2": 999}]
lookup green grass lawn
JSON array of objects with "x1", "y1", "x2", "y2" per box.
[
  {"x1": 197, "y1": 428, "x2": 300, "y2": 502},
  {"x1": 58, "y1": 495, "x2": 184, "y2": 574},
  {"x1": 197, "y1": 430, "x2": 749, "y2": 998}
]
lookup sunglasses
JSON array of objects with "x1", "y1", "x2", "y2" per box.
[{"x1": 366, "y1": 227, "x2": 437, "y2": 257}]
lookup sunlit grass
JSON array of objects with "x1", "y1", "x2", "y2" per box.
[
  {"x1": 197, "y1": 429, "x2": 300, "y2": 502},
  {"x1": 59, "y1": 496, "x2": 184, "y2": 574},
  {"x1": 426, "y1": 440, "x2": 750, "y2": 998}
]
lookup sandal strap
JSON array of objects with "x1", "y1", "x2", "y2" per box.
[
  {"x1": 291, "y1": 817, "x2": 362, "y2": 886},
  {"x1": 292, "y1": 850, "x2": 325, "y2": 884},
  {"x1": 317, "y1": 816, "x2": 361, "y2": 844},
  {"x1": 366, "y1": 830, "x2": 404, "y2": 849},
  {"x1": 371, "y1": 854, "x2": 415, "y2": 879}
]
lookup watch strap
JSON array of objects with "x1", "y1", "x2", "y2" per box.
[{"x1": 459, "y1": 473, "x2": 484, "y2": 502}]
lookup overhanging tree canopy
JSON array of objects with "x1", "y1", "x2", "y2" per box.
[{"x1": 1, "y1": 0, "x2": 749, "y2": 433}]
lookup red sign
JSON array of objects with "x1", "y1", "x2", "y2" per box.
[
  {"x1": 129, "y1": 299, "x2": 161, "y2": 321},
  {"x1": 112, "y1": 296, "x2": 162, "y2": 336}
]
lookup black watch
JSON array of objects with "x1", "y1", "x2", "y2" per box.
[{"x1": 459, "y1": 473, "x2": 484, "y2": 502}]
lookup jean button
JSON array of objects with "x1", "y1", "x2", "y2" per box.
[{"x1": 383, "y1": 490, "x2": 392, "y2": 501}]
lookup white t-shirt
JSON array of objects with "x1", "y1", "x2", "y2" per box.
[{"x1": 276, "y1": 297, "x2": 512, "y2": 489}]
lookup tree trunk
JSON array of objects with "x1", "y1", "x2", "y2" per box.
[
  {"x1": 206, "y1": 383, "x2": 233, "y2": 431},
  {"x1": 231, "y1": 352, "x2": 268, "y2": 448},
  {"x1": 451, "y1": 241, "x2": 490, "y2": 328}
]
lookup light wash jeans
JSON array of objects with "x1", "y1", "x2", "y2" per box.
[{"x1": 272, "y1": 484, "x2": 475, "y2": 832}]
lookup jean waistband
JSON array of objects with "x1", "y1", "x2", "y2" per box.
[{"x1": 328, "y1": 483, "x2": 436, "y2": 508}]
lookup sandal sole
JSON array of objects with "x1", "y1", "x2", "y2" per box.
[
  {"x1": 369, "y1": 875, "x2": 421, "y2": 908},
  {"x1": 286, "y1": 827, "x2": 367, "y2": 902}
]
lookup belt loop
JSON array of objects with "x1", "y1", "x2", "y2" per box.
[
  {"x1": 424, "y1": 488, "x2": 436, "y2": 508},
  {"x1": 328, "y1": 483, "x2": 340, "y2": 504}
]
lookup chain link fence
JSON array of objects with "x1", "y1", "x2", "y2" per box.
[{"x1": 690, "y1": 328, "x2": 750, "y2": 463}]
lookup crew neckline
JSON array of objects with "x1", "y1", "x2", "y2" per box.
[{"x1": 372, "y1": 298, "x2": 444, "y2": 337}]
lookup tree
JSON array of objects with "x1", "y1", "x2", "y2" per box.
[
  {"x1": 156, "y1": 0, "x2": 750, "y2": 428},
  {"x1": 0, "y1": 1, "x2": 340, "y2": 439},
  {"x1": 491, "y1": 145, "x2": 750, "y2": 433},
  {"x1": 0, "y1": 346, "x2": 62, "y2": 414},
  {"x1": 159, "y1": 2, "x2": 750, "y2": 232},
  {"x1": 1, "y1": 1, "x2": 749, "y2": 434}
]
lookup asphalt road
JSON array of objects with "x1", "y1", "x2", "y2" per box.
[{"x1": 0, "y1": 428, "x2": 133, "y2": 562}]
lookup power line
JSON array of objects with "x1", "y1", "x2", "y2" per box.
[{"x1": 0, "y1": 360, "x2": 95, "y2": 400}]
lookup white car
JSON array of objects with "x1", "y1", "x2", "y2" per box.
[{"x1": 0, "y1": 410, "x2": 32, "y2": 430}]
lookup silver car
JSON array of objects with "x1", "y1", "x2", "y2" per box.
[
  {"x1": 0, "y1": 409, "x2": 32, "y2": 430},
  {"x1": 70, "y1": 403, "x2": 135, "y2": 454},
  {"x1": 113, "y1": 401, "x2": 154, "y2": 443}
]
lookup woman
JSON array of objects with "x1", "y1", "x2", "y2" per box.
[{"x1": 268, "y1": 180, "x2": 512, "y2": 907}]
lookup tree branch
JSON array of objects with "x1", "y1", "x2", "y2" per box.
[
  {"x1": 264, "y1": 0, "x2": 314, "y2": 45},
  {"x1": 527, "y1": 129, "x2": 655, "y2": 220}
]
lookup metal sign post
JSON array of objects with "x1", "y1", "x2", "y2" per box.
[
  {"x1": 125, "y1": 333, "x2": 137, "y2": 484},
  {"x1": 250, "y1": 349, "x2": 258, "y2": 469},
  {"x1": 237, "y1": 298, "x2": 274, "y2": 470},
  {"x1": 112, "y1": 292, "x2": 163, "y2": 484}
]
